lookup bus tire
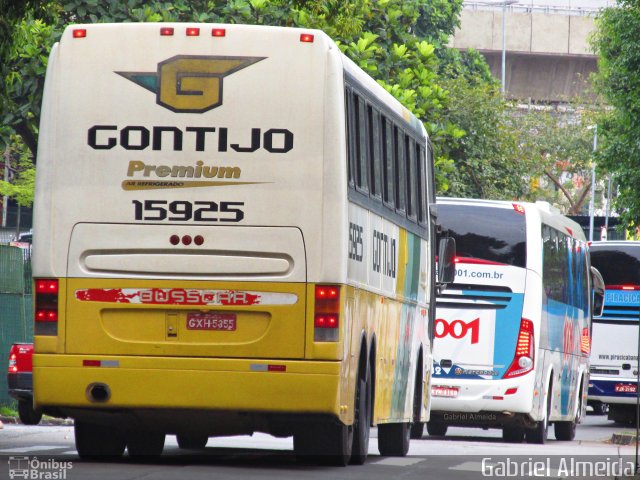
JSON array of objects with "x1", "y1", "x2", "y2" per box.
[
  {"x1": 378, "y1": 422, "x2": 410, "y2": 456},
  {"x1": 426, "y1": 421, "x2": 448, "y2": 437},
  {"x1": 410, "y1": 357, "x2": 425, "y2": 440},
  {"x1": 74, "y1": 420, "x2": 126, "y2": 459},
  {"x1": 502, "y1": 427, "x2": 524, "y2": 443},
  {"x1": 555, "y1": 381, "x2": 581, "y2": 441},
  {"x1": 176, "y1": 434, "x2": 208, "y2": 449},
  {"x1": 350, "y1": 364, "x2": 372, "y2": 465},
  {"x1": 127, "y1": 430, "x2": 165, "y2": 458},
  {"x1": 17, "y1": 400, "x2": 42, "y2": 426},
  {"x1": 526, "y1": 386, "x2": 551, "y2": 444}
]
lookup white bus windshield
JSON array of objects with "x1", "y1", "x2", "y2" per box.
[{"x1": 438, "y1": 204, "x2": 526, "y2": 268}]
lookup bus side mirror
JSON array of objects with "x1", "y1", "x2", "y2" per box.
[
  {"x1": 437, "y1": 237, "x2": 456, "y2": 286},
  {"x1": 591, "y1": 266, "x2": 605, "y2": 318}
]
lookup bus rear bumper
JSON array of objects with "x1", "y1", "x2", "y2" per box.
[
  {"x1": 588, "y1": 378, "x2": 639, "y2": 405},
  {"x1": 33, "y1": 354, "x2": 342, "y2": 417},
  {"x1": 429, "y1": 377, "x2": 535, "y2": 421}
]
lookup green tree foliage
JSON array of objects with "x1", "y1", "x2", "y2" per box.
[
  {"x1": 592, "y1": 0, "x2": 640, "y2": 229},
  {"x1": 0, "y1": 0, "x2": 513, "y2": 205},
  {"x1": 512, "y1": 102, "x2": 604, "y2": 215}
]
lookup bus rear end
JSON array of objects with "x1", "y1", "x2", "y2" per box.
[
  {"x1": 588, "y1": 241, "x2": 640, "y2": 423},
  {"x1": 33, "y1": 23, "x2": 349, "y2": 449},
  {"x1": 430, "y1": 200, "x2": 532, "y2": 431}
]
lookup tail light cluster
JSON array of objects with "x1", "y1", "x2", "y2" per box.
[
  {"x1": 314, "y1": 285, "x2": 340, "y2": 342},
  {"x1": 504, "y1": 318, "x2": 534, "y2": 378},
  {"x1": 34, "y1": 279, "x2": 59, "y2": 336}
]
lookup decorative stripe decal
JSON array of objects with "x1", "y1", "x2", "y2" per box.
[{"x1": 75, "y1": 288, "x2": 298, "y2": 306}]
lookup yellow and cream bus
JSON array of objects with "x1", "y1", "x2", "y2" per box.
[{"x1": 32, "y1": 23, "x2": 453, "y2": 465}]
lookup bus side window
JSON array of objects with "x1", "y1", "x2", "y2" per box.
[
  {"x1": 394, "y1": 126, "x2": 406, "y2": 216},
  {"x1": 369, "y1": 106, "x2": 382, "y2": 201},
  {"x1": 345, "y1": 87, "x2": 356, "y2": 188},
  {"x1": 382, "y1": 117, "x2": 395, "y2": 209},
  {"x1": 356, "y1": 96, "x2": 369, "y2": 194}
]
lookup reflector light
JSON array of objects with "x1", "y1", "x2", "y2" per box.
[
  {"x1": 35, "y1": 279, "x2": 59, "y2": 294},
  {"x1": 212, "y1": 28, "x2": 226, "y2": 37},
  {"x1": 160, "y1": 27, "x2": 174, "y2": 36},
  {"x1": 300, "y1": 33, "x2": 314, "y2": 43},
  {"x1": 512, "y1": 203, "x2": 525, "y2": 214},
  {"x1": 505, "y1": 387, "x2": 518, "y2": 395},
  {"x1": 194, "y1": 235, "x2": 204, "y2": 246},
  {"x1": 186, "y1": 27, "x2": 200, "y2": 36},
  {"x1": 83, "y1": 360, "x2": 101, "y2": 367},
  {"x1": 492, "y1": 396, "x2": 504, "y2": 400},
  {"x1": 182, "y1": 235, "x2": 192, "y2": 245},
  {"x1": 170, "y1": 235, "x2": 180, "y2": 245},
  {"x1": 268, "y1": 365, "x2": 286, "y2": 372},
  {"x1": 73, "y1": 29, "x2": 87, "y2": 38}
]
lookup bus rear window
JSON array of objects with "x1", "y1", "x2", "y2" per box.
[
  {"x1": 590, "y1": 245, "x2": 640, "y2": 287},
  {"x1": 438, "y1": 204, "x2": 526, "y2": 268}
]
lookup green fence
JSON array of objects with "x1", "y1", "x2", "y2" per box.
[{"x1": 0, "y1": 245, "x2": 33, "y2": 404}]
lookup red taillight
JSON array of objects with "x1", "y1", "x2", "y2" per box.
[
  {"x1": 186, "y1": 27, "x2": 200, "y2": 36},
  {"x1": 73, "y1": 29, "x2": 87, "y2": 38},
  {"x1": 300, "y1": 33, "x2": 314, "y2": 43},
  {"x1": 581, "y1": 327, "x2": 591, "y2": 354},
  {"x1": 503, "y1": 318, "x2": 534, "y2": 378},
  {"x1": 35, "y1": 279, "x2": 59, "y2": 295},
  {"x1": 212, "y1": 28, "x2": 226, "y2": 37},
  {"x1": 160, "y1": 27, "x2": 174, "y2": 36},
  {"x1": 34, "y1": 278, "x2": 59, "y2": 336},
  {"x1": 8, "y1": 353, "x2": 17, "y2": 373},
  {"x1": 314, "y1": 285, "x2": 340, "y2": 342}
]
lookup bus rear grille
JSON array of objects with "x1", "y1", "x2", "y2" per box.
[{"x1": 437, "y1": 284, "x2": 513, "y2": 310}]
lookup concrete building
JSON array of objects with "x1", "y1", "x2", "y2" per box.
[{"x1": 451, "y1": 0, "x2": 616, "y2": 102}]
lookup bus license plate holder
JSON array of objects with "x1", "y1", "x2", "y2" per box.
[
  {"x1": 431, "y1": 386, "x2": 459, "y2": 398},
  {"x1": 186, "y1": 312, "x2": 237, "y2": 331},
  {"x1": 615, "y1": 384, "x2": 637, "y2": 393}
]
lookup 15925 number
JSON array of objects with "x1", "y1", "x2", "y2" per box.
[{"x1": 132, "y1": 200, "x2": 244, "y2": 222}]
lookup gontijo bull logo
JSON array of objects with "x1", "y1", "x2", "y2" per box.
[{"x1": 117, "y1": 55, "x2": 265, "y2": 113}]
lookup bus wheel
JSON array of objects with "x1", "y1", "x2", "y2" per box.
[
  {"x1": 378, "y1": 422, "x2": 410, "y2": 456},
  {"x1": 294, "y1": 421, "x2": 353, "y2": 466},
  {"x1": 526, "y1": 389, "x2": 551, "y2": 444},
  {"x1": 426, "y1": 421, "x2": 448, "y2": 437},
  {"x1": 17, "y1": 400, "x2": 42, "y2": 426},
  {"x1": 176, "y1": 434, "x2": 209, "y2": 449},
  {"x1": 410, "y1": 364, "x2": 425, "y2": 440},
  {"x1": 502, "y1": 427, "x2": 524, "y2": 443},
  {"x1": 127, "y1": 430, "x2": 165, "y2": 458},
  {"x1": 350, "y1": 365, "x2": 372, "y2": 465},
  {"x1": 555, "y1": 385, "x2": 581, "y2": 441},
  {"x1": 74, "y1": 420, "x2": 126, "y2": 459}
]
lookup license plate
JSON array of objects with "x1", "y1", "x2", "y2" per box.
[
  {"x1": 186, "y1": 313, "x2": 236, "y2": 331},
  {"x1": 615, "y1": 384, "x2": 637, "y2": 393},
  {"x1": 432, "y1": 386, "x2": 459, "y2": 398}
]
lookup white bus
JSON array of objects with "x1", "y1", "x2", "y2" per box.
[
  {"x1": 588, "y1": 241, "x2": 640, "y2": 423},
  {"x1": 32, "y1": 23, "x2": 454, "y2": 465},
  {"x1": 430, "y1": 198, "x2": 602, "y2": 443}
]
